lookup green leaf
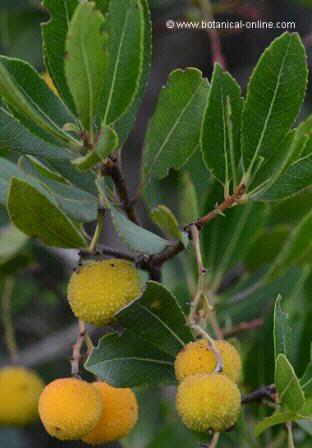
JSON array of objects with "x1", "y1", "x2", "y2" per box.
[
  {"x1": 259, "y1": 154, "x2": 312, "y2": 201},
  {"x1": 0, "y1": 158, "x2": 27, "y2": 204},
  {"x1": 203, "y1": 188, "x2": 268, "y2": 290},
  {"x1": 251, "y1": 116, "x2": 312, "y2": 197},
  {"x1": 246, "y1": 225, "x2": 289, "y2": 271},
  {"x1": 147, "y1": 423, "x2": 198, "y2": 448},
  {"x1": 19, "y1": 155, "x2": 68, "y2": 183},
  {"x1": 150, "y1": 205, "x2": 188, "y2": 246},
  {"x1": 288, "y1": 115, "x2": 312, "y2": 163},
  {"x1": 72, "y1": 125, "x2": 119, "y2": 170},
  {"x1": 118, "y1": 281, "x2": 193, "y2": 357},
  {"x1": 274, "y1": 295, "x2": 292, "y2": 360},
  {"x1": 301, "y1": 346, "x2": 312, "y2": 396},
  {"x1": 242, "y1": 33, "x2": 308, "y2": 180},
  {"x1": 41, "y1": 0, "x2": 78, "y2": 113},
  {"x1": 301, "y1": 364, "x2": 312, "y2": 397},
  {"x1": 8, "y1": 177, "x2": 87, "y2": 248},
  {"x1": 85, "y1": 329, "x2": 175, "y2": 388},
  {"x1": 47, "y1": 159, "x2": 97, "y2": 195},
  {"x1": 201, "y1": 64, "x2": 242, "y2": 185},
  {"x1": 124, "y1": 388, "x2": 163, "y2": 448},
  {"x1": 0, "y1": 108, "x2": 74, "y2": 161},
  {"x1": 0, "y1": 156, "x2": 97, "y2": 223},
  {"x1": 112, "y1": 0, "x2": 151, "y2": 144},
  {"x1": 19, "y1": 156, "x2": 98, "y2": 223},
  {"x1": 221, "y1": 267, "x2": 307, "y2": 325},
  {"x1": 275, "y1": 353, "x2": 305, "y2": 412},
  {"x1": 301, "y1": 398, "x2": 312, "y2": 417},
  {"x1": 297, "y1": 420, "x2": 312, "y2": 436},
  {"x1": 0, "y1": 224, "x2": 28, "y2": 263},
  {"x1": 110, "y1": 206, "x2": 169, "y2": 255},
  {"x1": 177, "y1": 171, "x2": 199, "y2": 227},
  {"x1": 143, "y1": 68, "x2": 209, "y2": 181},
  {"x1": 0, "y1": 56, "x2": 78, "y2": 147},
  {"x1": 100, "y1": 0, "x2": 147, "y2": 126},
  {"x1": 265, "y1": 209, "x2": 312, "y2": 282},
  {"x1": 255, "y1": 411, "x2": 298, "y2": 437},
  {"x1": 65, "y1": 2, "x2": 107, "y2": 131}
]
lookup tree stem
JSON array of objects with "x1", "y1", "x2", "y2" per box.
[
  {"x1": 188, "y1": 225, "x2": 223, "y2": 372},
  {"x1": 1, "y1": 277, "x2": 18, "y2": 363},
  {"x1": 209, "y1": 432, "x2": 220, "y2": 448},
  {"x1": 103, "y1": 155, "x2": 139, "y2": 225},
  {"x1": 88, "y1": 207, "x2": 105, "y2": 253},
  {"x1": 242, "y1": 385, "x2": 276, "y2": 404},
  {"x1": 287, "y1": 422, "x2": 295, "y2": 448},
  {"x1": 187, "y1": 184, "x2": 246, "y2": 231},
  {"x1": 71, "y1": 320, "x2": 86, "y2": 377}
]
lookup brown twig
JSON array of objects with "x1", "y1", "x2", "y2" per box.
[
  {"x1": 223, "y1": 318, "x2": 264, "y2": 338},
  {"x1": 93, "y1": 174, "x2": 245, "y2": 281},
  {"x1": 242, "y1": 385, "x2": 276, "y2": 404},
  {"x1": 187, "y1": 184, "x2": 246, "y2": 231},
  {"x1": 145, "y1": 185, "x2": 246, "y2": 269},
  {"x1": 149, "y1": 240, "x2": 185, "y2": 267},
  {"x1": 103, "y1": 156, "x2": 139, "y2": 225},
  {"x1": 71, "y1": 320, "x2": 86, "y2": 377}
]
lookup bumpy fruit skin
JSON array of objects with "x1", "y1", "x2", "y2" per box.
[
  {"x1": 176, "y1": 374, "x2": 241, "y2": 432},
  {"x1": 68, "y1": 259, "x2": 141, "y2": 326},
  {"x1": 175, "y1": 339, "x2": 242, "y2": 383},
  {"x1": 0, "y1": 366, "x2": 44, "y2": 426},
  {"x1": 83, "y1": 382, "x2": 138, "y2": 445},
  {"x1": 39, "y1": 378, "x2": 102, "y2": 440}
]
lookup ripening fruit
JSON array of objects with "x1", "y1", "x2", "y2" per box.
[
  {"x1": 176, "y1": 373, "x2": 241, "y2": 432},
  {"x1": 0, "y1": 366, "x2": 44, "y2": 426},
  {"x1": 67, "y1": 259, "x2": 141, "y2": 326},
  {"x1": 175, "y1": 339, "x2": 242, "y2": 383},
  {"x1": 83, "y1": 382, "x2": 138, "y2": 445},
  {"x1": 39, "y1": 378, "x2": 102, "y2": 440}
]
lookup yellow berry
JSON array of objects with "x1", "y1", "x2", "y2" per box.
[
  {"x1": 83, "y1": 382, "x2": 138, "y2": 445},
  {"x1": 67, "y1": 259, "x2": 141, "y2": 326},
  {"x1": 42, "y1": 72, "x2": 58, "y2": 95},
  {"x1": 175, "y1": 339, "x2": 242, "y2": 383},
  {"x1": 39, "y1": 378, "x2": 102, "y2": 440},
  {"x1": 0, "y1": 366, "x2": 44, "y2": 426},
  {"x1": 176, "y1": 373, "x2": 241, "y2": 432}
]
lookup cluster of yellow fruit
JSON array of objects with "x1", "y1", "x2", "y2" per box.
[
  {"x1": 39, "y1": 377, "x2": 138, "y2": 444},
  {"x1": 174, "y1": 339, "x2": 242, "y2": 433},
  {"x1": 68, "y1": 259, "x2": 141, "y2": 326},
  {"x1": 0, "y1": 367, "x2": 138, "y2": 444}
]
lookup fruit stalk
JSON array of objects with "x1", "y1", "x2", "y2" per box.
[
  {"x1": 188, "y1": 224, "x2": 223, "y2": 373},
  {"x1": 71, "y1": 320, "x2": 86, "y2": 377}
]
